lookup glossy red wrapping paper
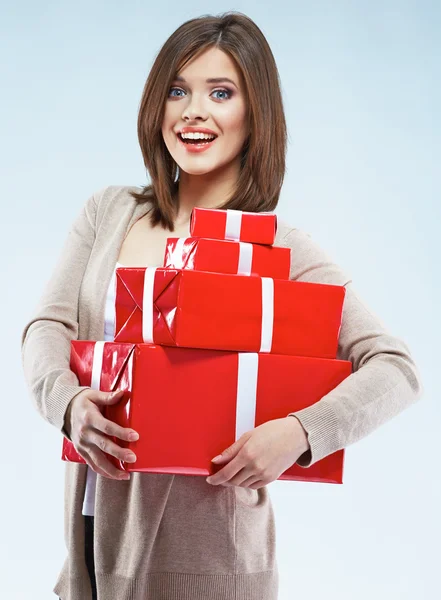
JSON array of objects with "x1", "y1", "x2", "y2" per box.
[
  {"x1": 61, "y1": 340, "x2": 133, "y2": 465},
  {"x1": 164, "y1": 237, "x2": 291, "y2": 279},
  {"x1": 114, "y1": 268, "x2": 346, "y2": 358},
  {"x1": 190, "y1": 207, "x2": 277, "y2": 245},
  {"x1": 62, "y1": 341, "x2": 352, "y2": 483}
]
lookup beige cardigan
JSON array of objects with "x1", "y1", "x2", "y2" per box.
[{"x1": 21, "y1": 185, "x2": 423, "y2": 600}]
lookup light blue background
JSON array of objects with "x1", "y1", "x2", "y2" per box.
[{"x1": 1, "y1": 1, "x2": 439, "y2": 598}]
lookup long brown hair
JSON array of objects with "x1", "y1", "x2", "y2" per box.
[{"x1": 130, "y1": 11, "x2": 287, "y2": 231}]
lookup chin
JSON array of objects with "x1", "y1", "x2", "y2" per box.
[
  {"x1": 174, "y1": 159, "x2": 224, "y2": 176},
  {"x1": 178, "y1": 164, "x2": 218, "y2": 176}
]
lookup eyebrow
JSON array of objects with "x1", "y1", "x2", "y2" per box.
[{"x1": 173, "y1": 75, "x2": 238, "y2": 88}]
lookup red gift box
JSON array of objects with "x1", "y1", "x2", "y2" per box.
[
  {"x1": 164, "y1": 237, "x2": 291, "y2": 279},
  {"x1": 62, "y1": 439, "x2": 84, "y2": 463},
  {"x1": 190, "y1": 207, "x2": 277, "y2": 245},
  {"x1": 114, "y1": 268, "x2": 346, "y2": 358},
  {"x1": 61, "y1": 339, "x2": 133, "y2": 465},
  {"x1": 62, "y1": 341, "x2": 352, "y2": 483}
]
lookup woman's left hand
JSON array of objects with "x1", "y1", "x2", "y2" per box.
[{"x1": 206, "y1": 416, "x2": 310, "y2": 489}]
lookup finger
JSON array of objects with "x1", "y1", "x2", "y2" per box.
[
  {"x1": 88, "y1": 430, "x2": 137, "y2": 464},
  {"x1": 211, "y1": 434, "x2": 251, "y2": 465},
  {"x1": 93, "y1": 412, "x2": 139, "y2": 442},
  {"x1": 88, "y1": 446, "x2": 131, "y2": 480},
  {"x1": 85, "y1": 452, "x2": 118, "y2": 479},
  {"x1": 79, "y1": 447, "x2": 128, "y2": 480},
  {"x1": 248, "y1": 480, "x2": 266, "y2": 490},
  {"x1": 239, "y1": 475, "x2": 262, "y2": 488},
  {"x1": 220, "y1": 467, "x2": 256, "y2": 487},
  {"x1": 207, "y1": 459, "x2": 244, "y2": 485},
  {"x1": 89, "y1": 389, "x2": 125, "y2": 407}
]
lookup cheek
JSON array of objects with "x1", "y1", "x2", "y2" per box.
[
  {"x1": 161, "y1": 106, "x2": 176, "y2": 137},
  {"x1": 221, "y1": 105, "x2": 248, "y2": 138}
]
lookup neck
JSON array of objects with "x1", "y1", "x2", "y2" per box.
[{"x1": 174, "y1": 159, "x2": 241, "y2": 227}]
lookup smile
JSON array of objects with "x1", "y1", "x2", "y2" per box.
[{"x1": 176, "y1": 132, "x2": 217, "y2": 153}]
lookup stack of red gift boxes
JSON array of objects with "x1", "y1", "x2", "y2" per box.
[{"x1": 62, "y1": 208, "x2": 352, "y2": 483}]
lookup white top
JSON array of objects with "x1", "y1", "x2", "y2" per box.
[{"x1": 82, "y1": 262, "x2": 124, "y2": 516}]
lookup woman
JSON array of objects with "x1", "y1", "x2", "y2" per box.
[{"x1": 21, "y1": 12, "x2": 423, "y2": 600}]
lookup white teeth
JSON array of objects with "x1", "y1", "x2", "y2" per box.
[{"x1": 180, "y1": 132, "x2": 216, "y2": 140}]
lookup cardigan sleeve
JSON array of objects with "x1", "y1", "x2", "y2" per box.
[
  {"x1": 21, "y1": 187, "x2": 107, "y2": 441},
  {"x1": 280, "y1": 227, "x2": 424, "y2": 467}
]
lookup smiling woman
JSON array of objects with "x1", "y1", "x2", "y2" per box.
[
  {"x1": 162, "y1": 47, "x2": 249, "y2": 188},
  {"x1": 130, "y1": 13, "x2": 287, "y2": 230},
  {"x1": 20, "y1": 9, "x2": 423, "y2": 600}
]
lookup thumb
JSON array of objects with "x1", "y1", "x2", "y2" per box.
[
  {"x1": 90, "y1": 389, "x2": 125, "y2": 407},
  {"x1": 212, "y1": 434, "x2": 249, "y2": 463}
]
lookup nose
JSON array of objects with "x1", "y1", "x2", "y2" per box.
[{"x1": 181, "y1": 92, "x2": 208, "y2": 122}]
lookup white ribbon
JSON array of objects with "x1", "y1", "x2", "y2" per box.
[
  {"x1": 142, "y1": 267, "x2": 157, "y2": 343},
  {"x1": 260, "y1": 277, "x2": 274, "y2": 352},
  {"x1": 82, "y1": 341, "x2": 105, "y2": 514},
  {"x1": 225, "y1": 209, "x2": 242, "y2": 241},
  {"x1": 92, "y1": 340, "x2": 134, "y2": 393},
  {"x1": 235, "y1": 353, "x2": 259, "y2": 439},
  {"x1": 237, "y1": 242, "x2": 253, "y2": 275},
  {"x1": 91, "y1": 341, "x2": 105, "y2": 390},
  {"x1": 139, "y1": 267, "x2": 273, "y2": 351},
  {"x1": 173, "y1": 235, "x2": 253, "y2": 275}
]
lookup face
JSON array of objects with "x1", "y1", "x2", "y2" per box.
[{"x1": 161, "y1": 46, "x2": 249, "y2": 177}]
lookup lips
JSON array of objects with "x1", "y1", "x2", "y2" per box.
[
  {"x1": 178, "y1": 127, "x2": 218, "y2": 136},
  {"x1": 176, "y1": 132, "x2": 217, "y2": 154},
  {"x1": 176, "y1": 131, "x2": 217, "y2": 144}
]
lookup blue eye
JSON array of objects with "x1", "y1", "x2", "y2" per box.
[
  {"x1": 167, "y1": 87, "x2": 233, "y2": 100},
  {"x1": 211, "y1": 88, "x2": 232, "y2": 100},
  {"x1": 168, "y1": 87, "x2": 185, "y2": 97}
]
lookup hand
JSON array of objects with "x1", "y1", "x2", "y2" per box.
[
  {"x1": 206, "y1": 416, "x2": 310, "y2": 489},
  {"x1": 64, "y1": 389, "x2": 140, "y2": 481}
]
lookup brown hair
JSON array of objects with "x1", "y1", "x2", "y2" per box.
[{"x1": 130, "y1": 11, "x2": 287, "y2": 231}]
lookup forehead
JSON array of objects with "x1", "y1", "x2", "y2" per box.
[{"x1": 176, "y1": 47, "x2": 242, "y2": 85}]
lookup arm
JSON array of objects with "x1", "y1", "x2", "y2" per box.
[
  {"x1": 21, "y1": 188, "x2": 106, "y2": 441},
  {"x1": 281, "y1": 228, "x2": 424, "y2": 467}
]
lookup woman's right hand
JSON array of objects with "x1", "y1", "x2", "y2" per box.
[{"x1": 64, "y1": 389, "x2": 139, "y2": 481}]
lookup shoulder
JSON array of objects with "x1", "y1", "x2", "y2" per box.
[
  {"x1": 275, "y1": 218, "x2": 352, "y2": 286},
  {"x1": 93, "y1": 184, "x2": 144, "y2": 216},
  {"x1": 82, "y1": 184, "x2": 151, "y2": 231}
]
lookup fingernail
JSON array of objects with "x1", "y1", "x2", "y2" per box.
[
  {"x1": 125, "y1": 453, "x2": 136, "y2": 462},
  {"x1": 119, "y1": 473, "x2": 130, "y2": 480},
  {"x1": 129, "y1": 432, "x2": 139, "y2": 441},
  {"x1": 211, "y1": 455, "x2": 222, "y2": 463}
]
